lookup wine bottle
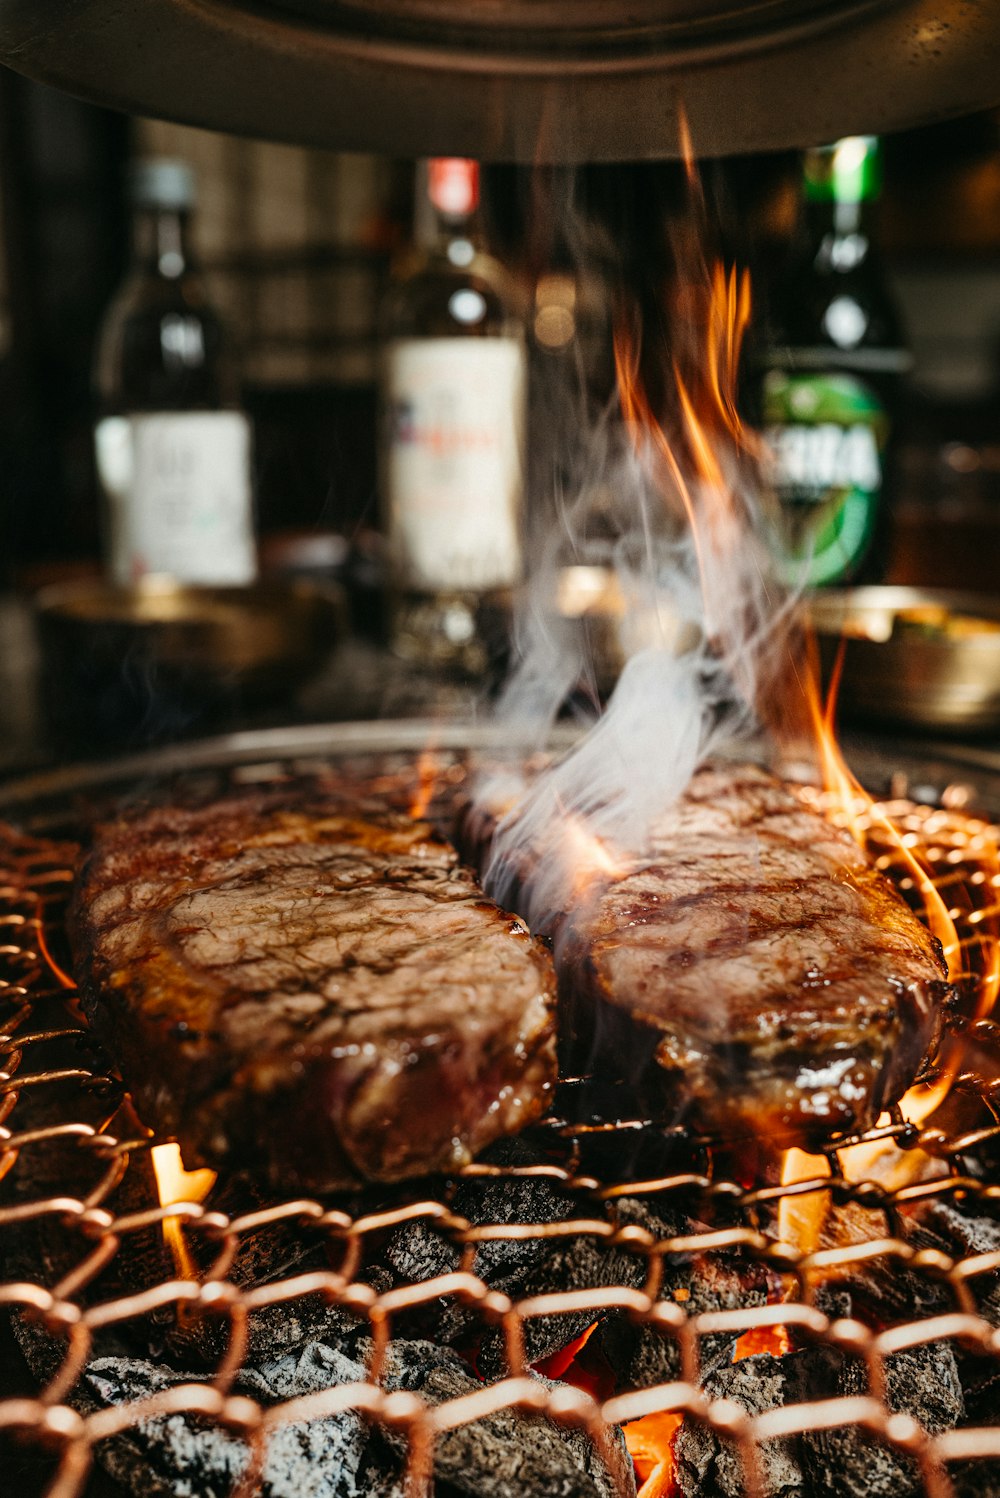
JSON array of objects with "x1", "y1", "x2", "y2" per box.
[
  {"x1": 380, "y1": 158, "x2": 526, "y2": 675},
  {"x1": 94, "y1": 157, "x2": 256, "y2": 587}
]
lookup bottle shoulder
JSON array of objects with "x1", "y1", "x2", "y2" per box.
[
  {"x1": 95, "y1": 268, "x2": 237, "y2": 412},
  {"x1": 382, "y1": 245, "x2": 523, "y2": 341}
]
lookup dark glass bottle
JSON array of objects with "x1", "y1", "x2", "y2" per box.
[
  {"x1": 94, "y1": 158, "x2": 256, "y2": 586},
  {"x1": 380, "y1": 158, "x2": 526, "y2": 676},
  {"x1": 761, "y1": 136, "x2": 910, "y2": 588}
]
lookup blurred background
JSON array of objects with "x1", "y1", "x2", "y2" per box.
[{"x1": 4, "y1": 76, "x2": 1000, "y2": 767}]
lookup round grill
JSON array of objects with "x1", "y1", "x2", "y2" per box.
[{"x1": 1, "y1": 724, "x2": 999, "y2": 1498}]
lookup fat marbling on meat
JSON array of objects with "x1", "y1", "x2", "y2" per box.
[{"x1": 70, "y1": 791, "x2": 558, "y2": 1191}]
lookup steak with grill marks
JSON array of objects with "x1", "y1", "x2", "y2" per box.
[
  {"x1": 559, "y1": 763, "x2": 952, "y2": 1142},
  {"x1": 69, "y1": 791, "x2": 558, "y2": 1191}
]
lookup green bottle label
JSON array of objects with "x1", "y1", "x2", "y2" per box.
[{"x1": 763, "y1": 370, "x2": 888, "y2": 587}]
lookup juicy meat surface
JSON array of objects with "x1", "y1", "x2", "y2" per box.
[
  {"x1": 562, "y1": 763, "x2": 951, "y2": 1142},
  {"x1": 70, "y1": 791, "x2": 558, "y2": 1191}
]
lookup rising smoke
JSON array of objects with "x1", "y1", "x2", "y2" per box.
[{"x1": 477, "y1": 163, "x2": 794, "y2": 936}]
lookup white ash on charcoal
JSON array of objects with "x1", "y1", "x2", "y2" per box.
[
  {"x1": 84, "y1": 1344, "x2": 378, "y2": 1498},
  {"x1": 81, "y1": 1336, "x2": 634, "y2": 1498},
  {"x1": 672, "y1": 1340, "x2": 965, "y2": 1498}
]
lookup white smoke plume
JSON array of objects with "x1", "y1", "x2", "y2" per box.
[{"x1": 477, "y1": 170, "x2": 793, "y2": 935}]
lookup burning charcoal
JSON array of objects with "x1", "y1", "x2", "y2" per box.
[
  {"x1": 164, "y1": 1172, "x2": 390, "y2": 1367},
  {"x1": 812, "y1": 1200, "x2": 951, "y2": 1326},
  {"x1": 84, "y1": 1342, "x2": 391, "y2": 1498},
  {"x1": 594, "y1": 1236, "x2": 769, "y2": 1390},
  {"x1": 386, "y1": 1140, "x2": 657, "y2": 1367},
  {"x1": 368, "y1": 1337, "x2": 636, "y2": 1498},
  {"x1": 802, "y1": 1342, "x2": 965, "y2": 1498},
  {"x1": 674, "y1": 1339, "x2": 965, "y2": 1498},
  {"x1": 673, "y1": 1350, "x2": 821, "y2": 1497}
]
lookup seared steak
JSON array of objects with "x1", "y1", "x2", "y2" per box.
[
  {"x1": 495, "y1": 763, "x2": 950, "y2": 1143},
  {"x1": 70, "y1": 792, "x2": 558, "y2": 1191}
]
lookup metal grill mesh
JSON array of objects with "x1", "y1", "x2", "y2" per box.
[{"x1": 2, "y1": 753, "x2": 1000, "y2": 1498}]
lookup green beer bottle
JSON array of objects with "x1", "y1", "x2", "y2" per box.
[{"x1": 762, "y1": 136, "x2": 910, "y2": 587}]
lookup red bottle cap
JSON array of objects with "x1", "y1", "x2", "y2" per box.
[{"x1": 428, "y1": 158, "x2": 479, "y2": 219}]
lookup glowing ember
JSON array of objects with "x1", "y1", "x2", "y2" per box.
[
  {"x1": 150, "y1": 1142, "x2": 216, "y2": 1281},
  {"x1": 733, "y1": 1323, "x2": 792, "y2": 1360},
  {"x1": 533, "y1": 1322, "x2": 598, "y2": 1380},
  {"x1": 408, "y1": 748, "x2": 443, "y2": 821},
  {"x1": 622, "y1": 1410, "x2": 683, "y2": 1498}
]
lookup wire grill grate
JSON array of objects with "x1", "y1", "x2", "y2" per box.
[{"x1": 1, "y1": 753, "x2": 1000, "y2": 1498}]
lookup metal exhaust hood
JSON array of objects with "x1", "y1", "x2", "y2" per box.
[{"x1": 0, "y1": 1, "x2": 997, "y2": 161}]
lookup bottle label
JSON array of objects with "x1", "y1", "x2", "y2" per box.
[
  {"x1": 96, "y1": 411, "x2": 257, "y2": 586},
  {"x1": 762, "y1": 370, "x2": 888, "y2": 587},
  {"x1": 385, "y1": 337, "x2": 524, "y2": 591}
]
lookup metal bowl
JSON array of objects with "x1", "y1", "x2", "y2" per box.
[
  {"x1": 34, "y1": 576, "x2": 345, "y2": 754},
  {"x1": 810, "y1": 586, "x2": 1000, "y2": 734}
]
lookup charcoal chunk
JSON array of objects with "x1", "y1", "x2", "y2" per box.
[
  {"x1": 595, "y1": 1229, "x2": 769, "y2": 1390},
  {"x1": 82, "y1": 1332, "x2": 637, "y2": 1498},
  {"x1": 386, "y1": 1146, "x2": 670, "y2": 1371},
  {"x1": 85, "y1": 1343, "x2": 381, "y2": 1498},
  {"x1": 673, "y1": 1350, "x2": 818, "y2": 1497},
  {"x1": 803, "y1": 1342, "x2": 965, "y2": 1498},
  {"x1": 370, "y1": 1338, "x2": 636, "y2": 1498},
  {"x1": 673, "y1": 1340, "x2": 965, "y2": 1498}
]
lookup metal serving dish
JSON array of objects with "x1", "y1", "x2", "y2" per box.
[
  {"x1": 33, "y1": 576, "x2": 345, "y2": 754},
  {"x1": 811, "y1": 585, "x2": 1000, "y2": 734}
]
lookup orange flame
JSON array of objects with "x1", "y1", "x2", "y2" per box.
[
  {"x1": 771, "y1": 636, "x2": 990, "y2": 1210},
  {"x1": 798, "y1": 642, "x2": 960, "y2": 978},
  {"x1": 734, "y1": 1324, "x2": 792, "y2": 1361},
  {"x1": 559, "y1": 809, "x2": 628, "y2": 898},
  {"x1": 151, "y1": 1142, "x2": 216, "y2": 1281},
  {"x1": 623, "y1": 1410, "x2": 683, "y2": 1498},
  {"x1": 613, "y1": 255, "x2": 755, "y2": 617},
  {"x1": 409, "y1": 748, "x2": 443, "y2": 821}
]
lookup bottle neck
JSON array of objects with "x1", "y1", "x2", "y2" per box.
[
  {"x1": 418, "y1": 158, "x2": 481, "y2": 260},
  {"x1": 430, "y1": 208, "x2": 479, "y2": 269},
  {"x1": 803, "y1": 196, "x2": 875, "y2": 272},
  {"x1": 132, "y1": 205, "x2": 194, "y2": 280}
]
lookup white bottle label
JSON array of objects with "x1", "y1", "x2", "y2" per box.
[
  {"x1": 385, "y1": 338, "x2": 524, "y2": 591},
  {"x1": 95, "y1": 411, "x2": 257, "y2": 586}
]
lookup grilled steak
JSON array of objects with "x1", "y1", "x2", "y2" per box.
[
  {"x1": 507, "y1": 763, "x2": 949, "y2": 1143},
  {"x1": 70, "y1": 791, "x2": 558, "y2": 1191}
]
